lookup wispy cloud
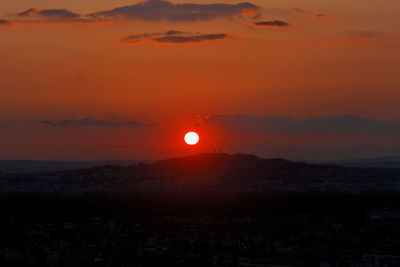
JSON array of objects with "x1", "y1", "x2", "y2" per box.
[
  {"x1": 15, "y1": 8, "x2": 93, "y2": 23},
  {"x1": 204, "y1": 114, "x2": 400, "y2": 134},
  {"x1": 300, "y1": 13, "x2": 337, "y2": 19},
  {"x1": 90, "y1": 0, "x2": 260, "y2": 22},
  {"x1": 35, "y1": 118, "x2": 153, "y2": 128},
  {"x1": 17, "y1": 8, "x2": 79, "y2": 19},
  {"x1": 155, "y1": 34, "x2": 227, "y2": 43},
  {"x1": 315, "y1": 14, "x2": 330, "y2": 18},
  {"x1": 0, "y1": 19, "x2": 10, "y2": 25},
  {"x1": 121, "y1": 30, "x2": 228, "y2": 45},
  {"x1": 121, "y1": 30, "x2": 186, "y2": 44},
  {"x1": 252, "y1": 20, "x2": 290, "y2": 28}
]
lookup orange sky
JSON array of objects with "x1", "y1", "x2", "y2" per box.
[{"x1": 0, "y1": 0, "x2": 400, "y2": 160}]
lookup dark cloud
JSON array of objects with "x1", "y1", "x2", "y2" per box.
[
  {"x1": 121, "y1": 30, "x2": 228, "y2": 45},
  {"x1": 295, "y1": 11, "x2": 335, "y2": 20},
  {"x1": 17, "y1": 8, "x2": 37, "y2": 17},
  {"x1": 155, "y1": 33, "x2": 227, "y2": 43},
  {"x1": 314, "y1": 14, "x2": 333, "y2": 19},
  {"x1": 313, "y1": 14, "x2": 338, "y2": 19},
  {"x1": 15, "y1": 8, "x2": 93, "y2": 23},
  {"x1": 35, "y1": 118, "x2": 152, "y2": 128},
  {"x1": 204, "y1": 114, "x2": 400, "y2": 134},
  {"x1": 0, "y1": 120, "x2": 20, "y2": 127},
  {"x1": 90, "y1": 0, "x2": 260, "y2": 22},
  {"x1": 253, "y1": 20, "x2": 290, "y2": 27},
  {"x1": 18, "y1": 8, "x2": 80, "y2": 18},
  {"x1": 0, "y1": 19, "x2": 10, "y2": 25},
  {"x1": 37, "y1": 9, "x2": 80, "y2": 18},
  {"x1": 165, "y1": 30, "x2": 185, "y2": 35},
  {"x1": 121, "y1": 32, "x2": 163, "y2": 44}
]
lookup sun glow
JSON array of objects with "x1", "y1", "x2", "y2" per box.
[{"x1": 184, "y1": 131, "x2": 199, "y2": 145}]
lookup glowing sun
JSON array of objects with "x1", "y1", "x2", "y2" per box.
[{"x1": 184, "y1": 131, "x2": 199, "y2": 145}]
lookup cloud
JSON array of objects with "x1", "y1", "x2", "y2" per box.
[
  {"x1": 252, "y1": 20, "x2": 290, "y2": 28},
  {"x1": 306, "y1": 14, "x2": 335, "y2": 19},
  {"x1": 204, "y1": 114, "x2": 400, "y2": 134},
  {"x1": 313, "y1": 14, "x2": 336, "y2": 19},
  {"x1": 15, "y1": 8, "x2": 93, "y2": 23},
  {"x1": 121, "y1": 30, "x2": 185, "y2": 43},
  {"x1": 90, "y1": 0, "x2": 260, "y2": 22},
  {"x1": 155, "y1": 34, "x2": 227, "y2": 43},
  {"x1": 0, "y1": 19, "x2": 10, "y2": 25},
  {"x1": 0, "y1": 120, "x2": 21, "y2": 127},
  {"x1": 295, "y1": 11, "x2": 337, "y2": 20},
  {"x1": 35, "y1": 118, "x2": 153, "y2": 128},
  {"x1": 18, "y1": 8, "x2": 79, "y2": 18},
  {"x1": 121, "y1": 30, "x2": 228, "y2": 45}
]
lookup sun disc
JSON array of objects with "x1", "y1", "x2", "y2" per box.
[{"x1": 184, "y1": 131, "x2": 199, "y2": 145}]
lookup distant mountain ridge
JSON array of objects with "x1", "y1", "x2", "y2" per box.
[
  {"x1": 1, "y1": 153, "x2": 399, "y2": 195},
  {"x1": 3, "y1": 154, "x2": 400, "y2": 174},
  {"x1": 0, "y1": 160, "x2": 152, "y2": 174},
  {"x1": 153, "y1": 153, "x2": 296, "y2": 174}
]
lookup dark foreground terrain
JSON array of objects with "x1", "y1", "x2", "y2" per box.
[{"x1": 1, "y1": 154, "x2": 400, "y2": 266}]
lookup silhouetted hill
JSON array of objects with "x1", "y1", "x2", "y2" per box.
[
  {"x1": 0, "y1": 160, "x2": 152, "y2": 173},
  {"x1": 0, "y1": 153, "x2": 399, "y2": 195},
  {"x1": 153, "y1": 153, "x2": 295, "y2": 174}
]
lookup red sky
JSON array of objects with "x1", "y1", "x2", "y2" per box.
[{"x1": 0, "y1": 0, "x2": 400, "y2": 160}]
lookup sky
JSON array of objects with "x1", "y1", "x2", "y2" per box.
[{"x1": 0, "y1": 0, "x2": 400, "y2": 161}]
